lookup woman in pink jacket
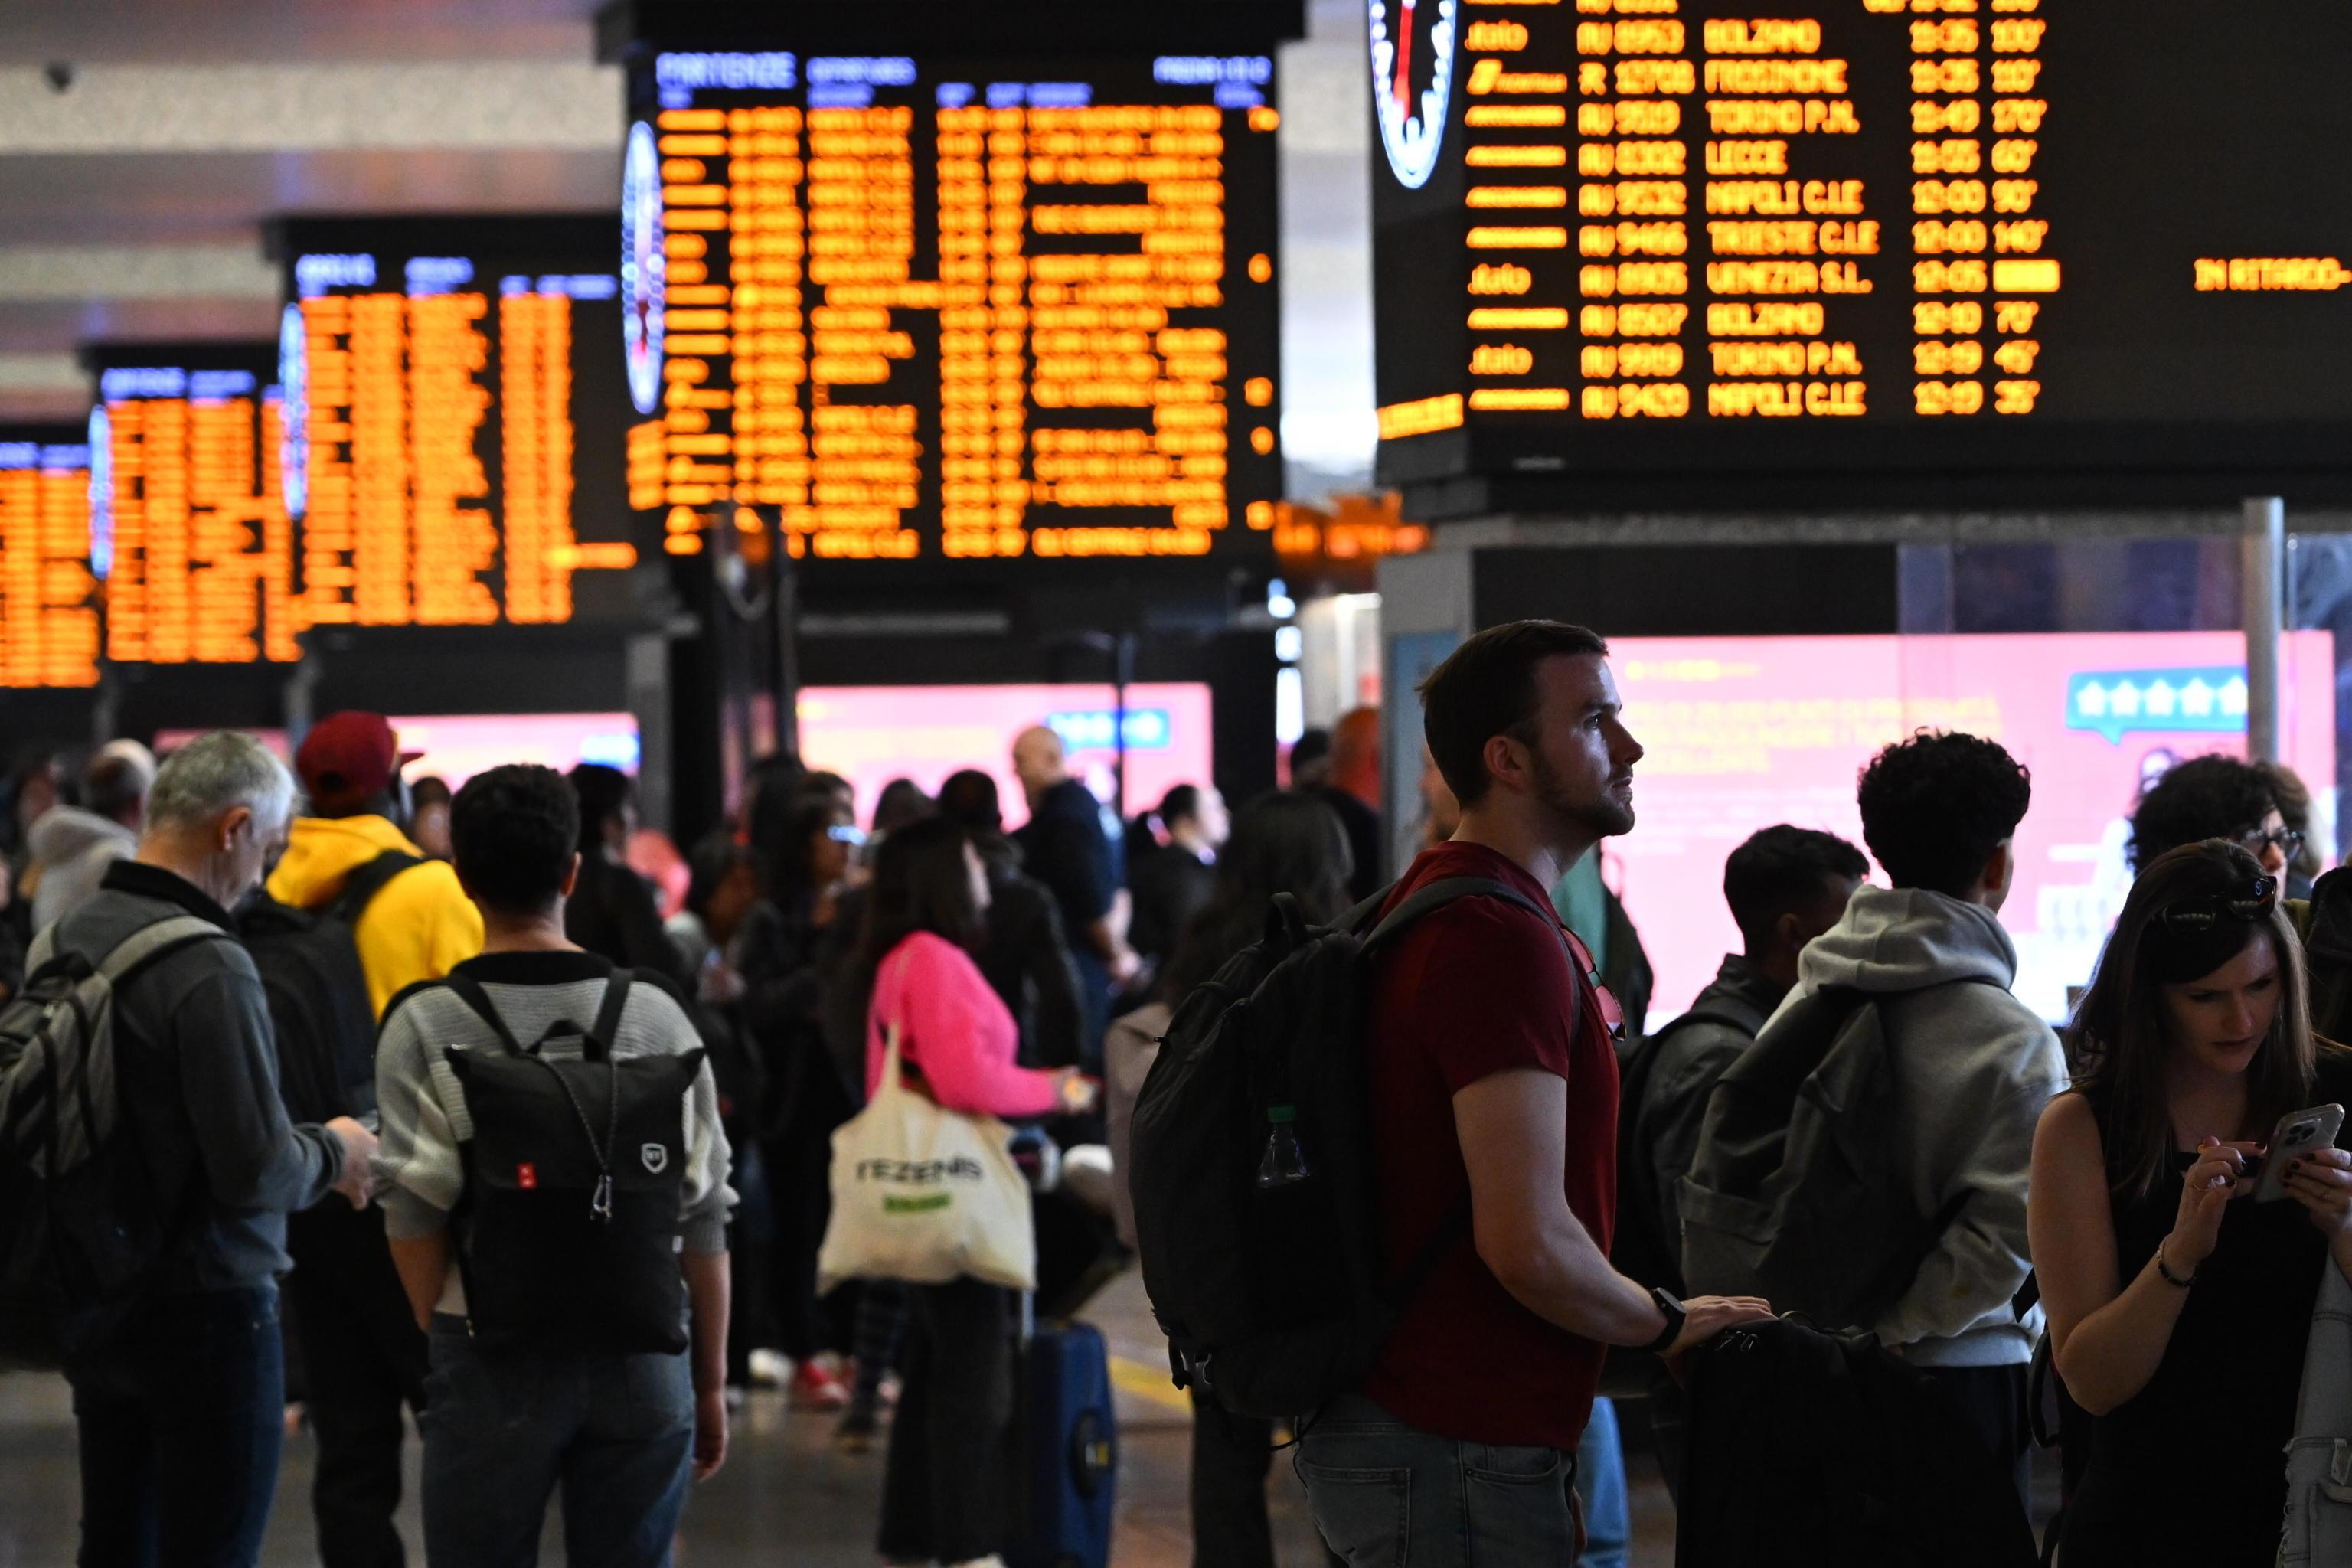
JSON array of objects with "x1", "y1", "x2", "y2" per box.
[{"x1": 855, "y1": 815, "x2": 1093, "y2": 1568}]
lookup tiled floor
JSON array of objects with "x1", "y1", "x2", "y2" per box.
[{"x1": 0, "y1": 1268, "x2": 1684, "y2": 1566}]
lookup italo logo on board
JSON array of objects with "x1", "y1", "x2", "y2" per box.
[{"x1": 1369, "y1": 0, "x2": 1458, "y2": 189}]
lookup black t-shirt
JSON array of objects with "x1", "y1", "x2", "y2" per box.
[
  {"x1": 1014, "y1": 779, "x2": 1117, "y2": 938},
  {"x1": 1313, "y1": 785, "x2": 1384, "y2": 901}
]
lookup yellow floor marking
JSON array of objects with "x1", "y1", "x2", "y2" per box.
[{"x1": 1109, "y1": 1353, "x2": 1192, "y2": 1413}]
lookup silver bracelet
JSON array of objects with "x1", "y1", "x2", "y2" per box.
[{"x1": 2155, "y1": 1239, "x2": 2197, "y2": 1288}]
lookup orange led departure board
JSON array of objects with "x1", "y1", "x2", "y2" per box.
[
  {"x1": 0, "y1": 429, "x2": 99, "y2": 688},
  {"x1": 84, "y1": 350, "x2": 299, "y2": 668},
  {"x1": 1371, "y1": 0, "x2": 2352, "y2": 503},
  {"x1": 276, "y1": 217, "x2": 639, "y2": 627},
  {"x1": 621, "y1": 51, "x2": 1281, "y2": 567}
]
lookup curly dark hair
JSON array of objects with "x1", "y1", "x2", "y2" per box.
[
  {"x1": 2127, "y1": 754, "x2": 2278, "y2": 873},
  {"x1": 1855, "y1": 730, "x2": 2032, "y2": 897},
  {"x1": 453, "y1": 764, "x2": 580, "y2": 914}
]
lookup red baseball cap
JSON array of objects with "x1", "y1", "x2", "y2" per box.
[{"x1": 295, "y1": 712, "x2": 423, "y2": 812}]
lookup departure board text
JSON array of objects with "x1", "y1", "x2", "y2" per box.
[{"x1": 0, "y1": 433, "x2": 99, "y2": 688}]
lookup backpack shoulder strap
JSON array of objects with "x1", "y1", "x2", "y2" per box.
[
  {"x1": 586, "y1": 969, "x2": 635, "y2": 1060},
  {"x1": 327, "y1": 850, "x2": 426, "y2": 925},
  {"x1": 96, "y1": 913, "x2": 230, "y2": 985},
  {"x1": 441, "y1": 972, "x2": 527, "y2": 1057},
  {"x1": 1360, "y1": 876, "x2": 1569, "y2": 959}
]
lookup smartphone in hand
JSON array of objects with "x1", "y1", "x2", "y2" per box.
[{"x1": 2251, "y1": 1103, "x2": 2347, "y2": 1203}]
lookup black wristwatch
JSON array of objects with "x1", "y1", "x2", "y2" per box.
[{"x1": 1642, "y1": 1287, "x2": 1687, "y2": 1354}]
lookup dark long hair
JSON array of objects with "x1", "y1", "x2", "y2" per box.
[
  {"x1": 852, "y1": 814, "x2": 983, "y2": 972},
  {"x1": 1158, "y1": 791, "x2": 1354, "y2": 1002},
  {"x1": 2067, "y1": 839, "x2": 2322, "y2": 1198}
]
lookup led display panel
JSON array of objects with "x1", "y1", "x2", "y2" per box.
[
  {"x1": 83, "y1": 345, "x2": 300, "y2": 668},
  {"x1": 1581, "y1": 632, "x2": 2337, "y2": 1022},
  {"x1": 152, "y1": 712, "x2": 641, "y2": 789},
  {"x1": 0, "y1": 426, "x2": 99, "y2": 688},
  {"x1": 1372, "y1": 0, "x2": 2352, "y2": 493},
  {"x1": 275, "y1": 217, "x2": 639, "y2": 628},
  {"x1": 795, "y1": 681, "x2": 1214, "y2": 828},
  {"x1": 621, "y1": 51, "x2": 1282, "y2": 566}
]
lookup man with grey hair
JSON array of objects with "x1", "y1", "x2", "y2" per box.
[
  {"x1": 45, "y1": 730, "x2": 377, "y2": 1568},
  {"x1": 24, "y1": 740, "x2": 157, "y2": 933}
]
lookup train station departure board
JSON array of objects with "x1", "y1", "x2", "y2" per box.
[
  {"x1": 620, "y1": 51, "x2": 1282, "y2": 565},
  {"x1": 1370, "y1": 0, "x2": 2352, "y2": 497},
  {"x1": 274, "y1": 217, "x2": 639, "y2": 627},
  {"x1": 83, "y1": 346, "x2": 301, "y2": 668},
  {"x1": 0, "y1": 427, "x2": 99, "y2": 688}
]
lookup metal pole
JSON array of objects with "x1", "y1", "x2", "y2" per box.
[
  {"x1": 2243, "y1": 495, "x2": 2285, "y2": 763},
  {"x1": 1111, "y1": 631, "x2": 1135, "y2": 821},
  {"x1": 770, "y1": 509, "x2": 800, "y2": 760}
]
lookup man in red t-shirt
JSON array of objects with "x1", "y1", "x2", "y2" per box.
[{"x1": 1297, "y1": 620, "x2": 1772, "y2": 1566}]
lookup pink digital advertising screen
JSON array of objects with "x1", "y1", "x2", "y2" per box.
[
  {"x1": 1608, "y1": 632, "x2": 2337, "y2": 1022},
  {"x1": 153, "y1": 714, "x2": 640, "y2": 792},
  {"x1": 795, "y1": 683, "x2": 1215, "y2": 830}
]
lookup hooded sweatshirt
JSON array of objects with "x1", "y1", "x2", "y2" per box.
[
  {"x1": 266, "y1": 815, "x2": 483, "y2": 1018},
  {"x1": 26, "y1": 805, "x2": 139, "y2": 934},
  {"x1": 1765, "y1": 884, "x2": 2067, "y2": 1368}
]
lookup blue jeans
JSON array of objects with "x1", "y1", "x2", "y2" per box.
[
  {"x1": 1574, "y1": 1397, "x2": 1628, "y2": 1568},
  {"x1": 69, "y1": 1283, "x2": 286, "y2": 1568},
  {"x1": 419, "y1": 1316, "x2": 694, "y2": 1568},
  {"x1": 1296, "y1": 1395, "x2": 1580, "y2": 1568}
]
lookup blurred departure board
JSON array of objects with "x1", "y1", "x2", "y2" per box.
[
  {"x1": 0, "y1": 427, "x2": 99, "y2": 688},
  {"x1": 84, "y1": 348, "x2": 300, "y2": 667},
  {"x1": 1371, "y1": 0, "x2": 2352, "y2": 497},
  {"x1": 274, "y1": 217, "x2": 639, "y2": 627},
  {"x1": 620, "y1": 51, "x2": 1281, "y2": 564}
]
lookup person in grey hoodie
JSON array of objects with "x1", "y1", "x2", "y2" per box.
[
  {"x1": 25, "y1": 741, "x2": 154, "y2": 934},
  {"x1": 1763, "y1": 729, "x2": 2067, "y2": 1499},
  {"x1": 49, "y1": 730, "x2": 377, "y2": 1568}
]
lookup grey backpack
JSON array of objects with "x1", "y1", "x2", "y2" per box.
[
  {"x1": 0, "y1": 915, "x2": 225, "y2": 1367},
  {"x1": 1677, "y1": 984, "x2": 1979, "y2": 1331}
]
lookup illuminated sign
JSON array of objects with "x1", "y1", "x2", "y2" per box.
[
  {"x1": 275, "y1": 216, "x2": 640, "y2": 628},
  {"x1": 622, "y1": 49, "x2": 1282, "y2": 566},
  {"x1": 0, "y1": 427, "x2": 100, "y2": 688},
  {"x1": 1372, "y1": 0, "x2": 2352, "y2": 495},
  {"x1": 82, "y1": 345, "x2": 299, "y2": 668}
]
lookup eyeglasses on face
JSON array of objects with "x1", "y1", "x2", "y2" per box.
[
  {"x1": 2239, "y1": 826, "x2": 2307, "y2": 860},
  {"x1": 2157, "y1": 875, "x2": 2280, "y2": 933}
]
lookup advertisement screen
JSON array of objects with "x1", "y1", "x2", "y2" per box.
[
  {"x1": 797, "y1": 682, "x2": 1214, "y2": 830},
  {"x1": 155, "y1": 712, "x2": 641, "y2": 793},
  {"x1": 1609, "y1": 632, "x2": 2337, "y2": 1022}
]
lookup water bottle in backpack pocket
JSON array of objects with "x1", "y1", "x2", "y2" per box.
[{"x1": 439, "y1": 970, "x2": 704, "y2": 1356}]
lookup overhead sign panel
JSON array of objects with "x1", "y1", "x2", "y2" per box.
[
  {"x1": 621, "y1": 47, "x2": 1283, "y2": 567},
  {"x1": 0, "y1": 426, "x2": 99, "y2": 689},
  {"x1": 1372, "y1": 0, "x2": 2352, "y2": 496}
]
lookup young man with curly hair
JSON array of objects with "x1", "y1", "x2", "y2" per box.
[{"x1": 1762, "y1": 730, "x2": 2066, "y2": 1499}]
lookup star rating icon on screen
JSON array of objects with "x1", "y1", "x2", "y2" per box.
[{"x1": 2067, "y1": 667, "x2": 2250, "y2": 744}]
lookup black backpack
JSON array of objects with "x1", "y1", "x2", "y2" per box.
[
  {"x1": 439, "y1": 969, "x2": 707, "y2": 1356},
  {"x1": 0, "y1": 915, "x2": 226, "y2": 1367},
  {"x1": 1677, "y1": 983, "x2": 1986, "y2": 1330},
  {"x1": 243, "y1": 850, "x2": 423, "y2": 1123},
  {"x1": 1129, "y1": 876, "x2": 1566, "y2": 1419},
  {"x1": 2304, "y1": 867, "x2": 2352, "y2": 1043},
  {"x1": 1610, "y1": 992, "x2": 1772, "y2": 1299}
]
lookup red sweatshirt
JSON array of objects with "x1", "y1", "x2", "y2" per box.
[{"x1": 865, "y1": 931, "x2": 1063, "y2": 1119}]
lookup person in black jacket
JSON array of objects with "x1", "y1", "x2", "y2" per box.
[
  {"x1": 1126, "y1": 783, "x2": 1227, "y2": 978},
  {"x1": 938, "y1": 769, "x2": 1086, "y2": 1071},
  {"x1": 1620, "y1": 823, "x2": 1866, "y2": 1497},
  {"x1": 564, "y1": 764, "x2": 694, "y2": 994},
  {"x1": 737, "y1": 785, "x2": 862, "y2": 1409},
  {"x1": 1011, "y1": 727, "x2": 1132, "y2": 1070},
  {"x1": 54, "y1": 731, "x2": 377, "y2": 1567}
]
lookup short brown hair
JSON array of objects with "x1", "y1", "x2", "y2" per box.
[{"x1": 1417, "y1": 620, "x2": 1609, "y2": 808}]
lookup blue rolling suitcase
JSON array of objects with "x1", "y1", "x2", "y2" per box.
[{"x1": 1007, "y1": 1307, "x2": 1118, "y2": 1568}]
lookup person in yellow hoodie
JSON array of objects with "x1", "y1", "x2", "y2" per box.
[{"x1": 267, "y1": 710, "x2": 482, "y2": 1568}]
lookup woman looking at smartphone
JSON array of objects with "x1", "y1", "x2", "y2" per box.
[{"x1": 2029, "y1": 840, "x2": 2352, "y2": 1564}]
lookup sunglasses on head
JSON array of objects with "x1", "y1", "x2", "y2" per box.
[{"x1": 2157, "y1": 875, "x2": 2279, "y2": 934}]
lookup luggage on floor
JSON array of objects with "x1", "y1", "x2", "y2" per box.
[{"x1": 1007, "y1": 1309, "x2": 1117, "y2": 1568}]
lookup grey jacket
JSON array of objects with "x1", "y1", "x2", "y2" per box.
[
  {"x1": 27, "y1": 805, "x2": 138, "y2": 935},
  {"x1": 47, "y1": 861, "x2": 345, "y2": 1292},
  {"x1": 2282, "y1": 1261, "x2": 2352, "y2": 1564},
  {"x1": 1766, "y1": 886, "x2": 2067, "y2": 1367}
]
